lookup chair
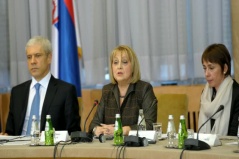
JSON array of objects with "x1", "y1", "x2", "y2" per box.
[
  {"x1": 0, "y1": 93, "x2": 10, "y2": 133},
  {"x1": 188, "y1": 110, "x2": 199, "y2": 133},
  {"x1": 80, "y1": 89, "x2": 102, "y2": 132},
  {"x1": 156, "y1": 94, "x2": 188, "y2": 133}
]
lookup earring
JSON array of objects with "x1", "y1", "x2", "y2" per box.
[{"x1": 224, "y1": 72, "x2": 226, "y2": 74}]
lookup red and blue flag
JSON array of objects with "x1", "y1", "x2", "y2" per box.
[{"x1": 52, "y1": 0, "x2": 82, "y2": 97}]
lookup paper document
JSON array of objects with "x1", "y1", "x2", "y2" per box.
[{"x1": 0, "y1": 135, "x2": 30, "y2": 145}]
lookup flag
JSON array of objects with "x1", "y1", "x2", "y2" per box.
[{"x1": 51, "y1": 0, "x2": 82, "y2": 97}]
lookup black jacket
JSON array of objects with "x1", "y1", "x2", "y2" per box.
[
  {"x1": 6, "y1": 75, "x2": 81, "y2": 135},
  {"x1": 89, "y1": 80, "x2": 157, "y2": 132},
  {"x1": 228, "y1": 80, "x2": 239, "y2": 136}
]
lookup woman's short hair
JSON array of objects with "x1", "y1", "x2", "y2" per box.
[
  {"x1": 201, "y1": 43, "x2": 231, "y2": 76},
  {"x1": 109, "y1": 45, "x2": 141, "y2": 84},
  {"x1": 25, "y1": 36, "x2": 52, "y2": 55}
]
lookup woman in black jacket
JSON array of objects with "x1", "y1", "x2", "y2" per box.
[{"x1": 89, "y1": 45, "x2": 157, "y2": 137}]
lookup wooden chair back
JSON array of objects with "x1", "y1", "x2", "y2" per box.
[
  {"x1": 0, "y1": 93, "x2": 10, "y2": 133},
  {"x1": 156, "y1": 94, "x2": 188, "y2": 133}
]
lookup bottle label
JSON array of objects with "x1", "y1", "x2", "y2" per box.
[
  {"x1": 45, "y1": 130, "x2": 54, "y2": 145},
  {"x1": 114, "y1": 119, "x2": 123, "y2": 145},
  {"x1": 167, "y1": 120, "x2": 176, "y2": 148},
  {"x1": 114, "y1": 120, "x2": 118, "y2": 130},
  {"x1": 45, "y1": 122, "x2": 49, "y2": 131},
  {"x1": 138, "y1": 116, "x2": 142, "y2": 125},
  {"x1": 114, "y1": 129, "x2": 123, "y2": 145},
  {"x1": 44, "y1": 117, "x2": 54, "y2": 145},
  {"x1": 32, "y1": 132, "x2": 40, "y2": 138},
  {"x1": 178, "y1": 119, "x2": 188, "y2": 149}
]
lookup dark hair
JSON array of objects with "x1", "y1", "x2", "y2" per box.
[{"x1": 201, "y1": 43, "x2": 231, "y2": 76}]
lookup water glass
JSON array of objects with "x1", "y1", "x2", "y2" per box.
[
  {"x1": 187, "y1": 129, "x2": 194, "y2": 139},
  {"x1": 153, "y1": 123, "x2": 162, "y2": 139}
]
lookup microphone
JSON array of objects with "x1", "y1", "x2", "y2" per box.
[
  {"x1": 71, "y1": 100, "x2": 99, "y2": 142},
  {"x1": 184, "y1": 105, "x2": 224, "y2": 150},
  {"x1": 84, "y1": 100, "x2": 99, "y2": 132},
  {"x1": 124, "y1": 116, "x2": 148, "y2": 147},
  {"x1": 136, "y1": 116, "x2": 145, "y2": 137}
]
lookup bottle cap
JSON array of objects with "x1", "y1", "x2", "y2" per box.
[
  {"x1": 139, "y1": 109, "x2": 143, "y2": 114},
  {"x1": 116, "y1": 114, "x2": 121, "y2": 118},
  {"x1": 32, "y1": 115, "x2": 36, "y2": 120},
  {"x1": 46, "y1": 115, "x2": 51, "y2": 119},
  {"x1": 180, "y1": 115, "x2": 185, "y2": 120},
  {"x1": 168, "y1": 115, "x2": 173, "y2": 119}
]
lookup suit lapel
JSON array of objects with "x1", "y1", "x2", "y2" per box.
[
  {"x1": 22, "y1": 81, "x2": 31, "y2": 110},
  {"x1": 19, "y1": 81, "x2": 31, "y2": 133},
  {"x1": 40, "y1": 76, "x2": 57, "y2": 130}
]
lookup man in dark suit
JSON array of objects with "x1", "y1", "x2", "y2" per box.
[{"x1": 5, "y1": 36, "x2": 81, "y2": 136}]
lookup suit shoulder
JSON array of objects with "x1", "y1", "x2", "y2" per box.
[
  {"x1": 134, "y1": 80, "x2": 153, "y2": 89},
  {"x1": 232, "y1": 80, "x2": 239, "y2": 97},
  {"x1": 49, "y1": 75, "x2": 75, "y2": 87},
  {"x1": 54, "y1": 78, "x2": 75, "y2": 87},
  {"x1": 49, "y1": 78, "x2": 77, "y2": 94},
  {"x1": 233, "y1": 79, "x2": 239, "y2": 89},
  {"x1": 102, "y1": 83, "x2": 115, "y2": 91},
  {"x1": 11, "y1": 80, "x2": 31, "y2": 91}
]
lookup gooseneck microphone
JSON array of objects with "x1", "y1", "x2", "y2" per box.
[
  {"x1": 84, "y1": 100, "x2": 99, "y2": 132},
  {"x1": 184, "y1": 105, "x2": 224, "y2": 150},
  {"x1": 196, "y1": 105, "x2": 224, "y2": 140},
  {"x1": 71, "y1": 100, "x2": 99, "y2": 142},
  {"x1": 124, "y1": 116, "x2": 148, "y2": 147}
]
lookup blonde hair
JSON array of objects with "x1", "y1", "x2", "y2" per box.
[
  {"x1": 25, "y1": 36, "x2": 52, "y2": 55},
  {"x1": 109, "y1": 45, "x2": 141, "y2": 84}
]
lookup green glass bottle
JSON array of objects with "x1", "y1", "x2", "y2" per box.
[
  {"x1": 114, "y1": 114, "x2": 124, "y2": 146},
  {"x1": 45, "y1": 115, "x2": 54, "y2": 145},
  {"x1": 178, "y1": 115, "x2": 188, "y2": 149}
]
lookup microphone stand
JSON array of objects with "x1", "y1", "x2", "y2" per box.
[
  {"x1": 71, "y1": 100, "x2": 99, "y2": 142},
  {"x1": 124, "y1": 116, "x2": 147, "y2": 147},
  {"x1": 184, "y1": 105, "x2": 224, "y2": 150}
]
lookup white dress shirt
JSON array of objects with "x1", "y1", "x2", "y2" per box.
[{"x1": 21, "y1": 72, "x2": 51, "y2": 135}]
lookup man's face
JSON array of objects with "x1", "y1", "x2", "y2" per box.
[{"x1": 26, "y1": 44, "x2": 52, "y2": 81}]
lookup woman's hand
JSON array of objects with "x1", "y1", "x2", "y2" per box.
[
  {"x1": 93, "y1": 124, "x2": 114, "y2": 137},
  {"x1": 100, "y1": 124, "x2": 115, "y2": 135},
  {"x1": 0, "y1": 132, "x2": 8, "y2": 136},
  {"x1": 93, "y1": 124, "x2": 131, "y2": 136},
  {"x1": 123, "y1": 126, "x2": 131, "y2": 136}
]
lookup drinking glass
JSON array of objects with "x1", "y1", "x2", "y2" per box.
[
  {"x1": 153, "y1": 123, "x2": 162, "y2": 139},
  {"x1": 187, "y1": 129, "x2": 194, "y2": 139}
]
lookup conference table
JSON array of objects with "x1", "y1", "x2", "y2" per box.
[{"x1": 0, "y1": 136, "x2": 238, "y2": 159}]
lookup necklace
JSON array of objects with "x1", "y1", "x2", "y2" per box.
[{"x1": 119, "y1": 96, "x2": 125, "y2": 98}]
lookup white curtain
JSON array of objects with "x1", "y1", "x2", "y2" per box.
[
  {"x1": 0, "y1": 0, "x2": 9, "y2": 92},
  {"x1": 7, "y1": 0, "x2": 51, "y2": 87},
  {"x1": 75, "y1": 0, "x2": 232, "y2": 85},
  {"x1": 1, "y1": 0, "x2": 232, "y2": 89}
]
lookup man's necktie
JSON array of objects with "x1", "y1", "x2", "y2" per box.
[{"x1": 26, "y1": 83, "x2": 41, "y2": 135}]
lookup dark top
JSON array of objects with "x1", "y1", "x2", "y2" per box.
[
  {"x1": 89, "y1": 80, "x2": 157, "y2": 132},
  {"x1": 6, "y1": 75, "x2": 81, "y2": 135},
  {"x1": 210, "y1": 87, "x2": 216, "y2": 130},
  {"x1": 227, "y1": 80, "x2": 239, "y2": 136}
]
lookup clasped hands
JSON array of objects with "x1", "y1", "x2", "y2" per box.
[
  {"x1": 94, "y1": 124, "x2": 114, "y2": 137},
  {"x1": 94, "y1": 124, "x2": 131, "y2": 137}
]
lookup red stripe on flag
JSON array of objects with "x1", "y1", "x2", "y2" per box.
[{"x1": 64, "y1": 0, "x2": 75, "y2": 26}]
